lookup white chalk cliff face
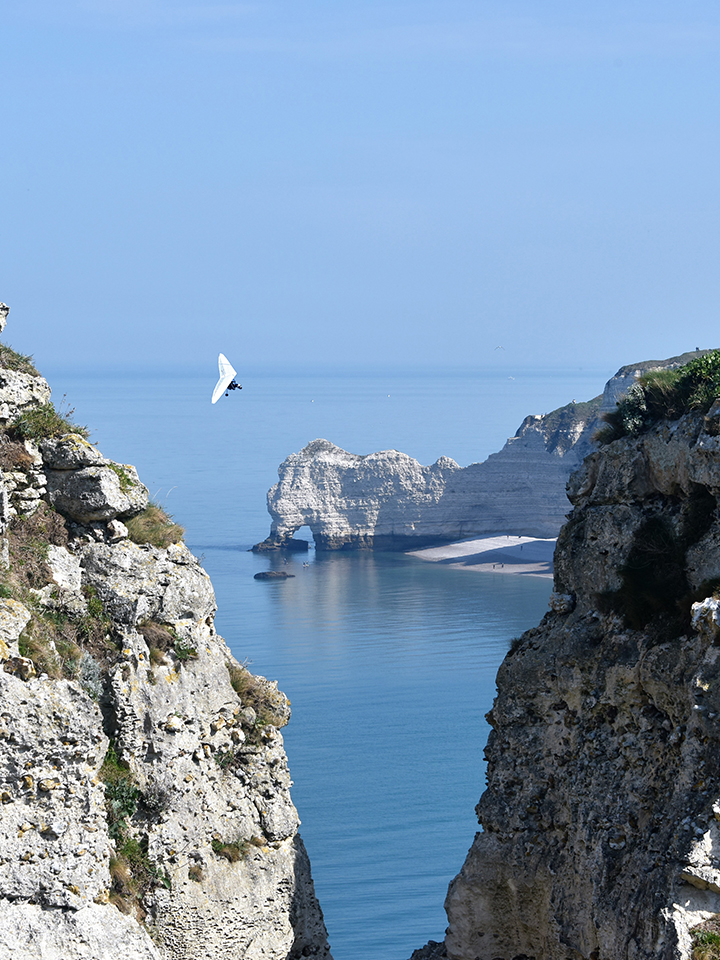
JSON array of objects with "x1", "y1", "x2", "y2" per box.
[
  {"x1": 255, "y1": 352, "x2": 710, "y2": 551},
  {"x1": 0, "y1": 305, "x2": 331, "y2": 960},
  {"x1": 256, "y1": 424, "x2": 588, "y2": 551}
]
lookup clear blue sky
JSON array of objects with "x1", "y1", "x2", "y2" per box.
[{"x1": 2, "y1": 1, "x2": 720, "y2": 375}]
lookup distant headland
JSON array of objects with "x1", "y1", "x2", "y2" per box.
[{"x1": 253, "y1": 351, "x2": 708, "y2": 553}]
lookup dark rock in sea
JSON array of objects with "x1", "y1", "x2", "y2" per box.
[
  {"x1": 254, "y1": 570, "x2": 296, "y2": 580},
  {"x1": 252, "y1": 537, "x2": 309, "y2": 553},
  {"x1": 408, "y1": 941, "x2": 447, "y2": 960}
]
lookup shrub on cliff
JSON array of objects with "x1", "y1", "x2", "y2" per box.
[
  {"x1": 211, "y1": 834, "x2": 264, "y2": 863},
  {"x1": 691, "y1": 921, "x2": 720, "y2": 959},
  {"x1": 596, "y1": 350, "x2": 720, "y2": 444}
]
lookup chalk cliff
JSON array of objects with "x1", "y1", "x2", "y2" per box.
[
  {"x1": 0, "y1": 306, "x2": 331, "y2": 960},
  {"x1": 255, "y1": 352, "x2": 707, "y2": 551},
  {"x1": 439, "y1": 392, "x2": 720, "y2": 958}
]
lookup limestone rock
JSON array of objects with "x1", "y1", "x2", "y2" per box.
[
  {"x1": 0, "y1": 598, "x2": 31, "y2": 659},
  {"x1": 256, "y1": 427, "x2": 589, "y2": 549},
  {"x1": 410, "y1": 942, "x2": 447, "y2": 960},
  {"x1": 98, "y1": 616, "x2": 325, "y2": 959},
  {"x1": 106, "y1": 518, "x2": 129, "y2": 542},
  {"x1": 548, "y1": 591, "x2": 574, "y2": 614},
  {"x1": 79, "y1": 540, "x2": 216, "y2": 625},
  {"x1": 692, "y1": 598, "x2": 720, "y2": 643},
  {"x1": 45, "y1": 461, "x2": 148, "y2": 524},
  {"x1": 0, "y1": 369, "x2": 51, "y2": 425},
  {"x1": 0, "y1": 902, "x2": 162, "y2": 960},
  {"x1": 259, "y1": 352, "x2": 711, "y2": 550},
  {"x1": 440, "y1": 406, "x2": 720, "y2": 960},
  {"x1": 1, "y1": 439, "x2": 47, "y2": 520},
  {"x1": 40, "y1": 434, "x2": 105, "y2": 470},
  {"x1": 0, "y1": 545, "x2": 330, "y2": 960},
  {"x1": 0, "y1": 474, "x2": 9, "y2": 537},
  {"x1": 47, "y1": 544, "x2": 83, "y2": 593},
  {"x1": 0, "y1": 673, "x2": 110, "y2": 909}
]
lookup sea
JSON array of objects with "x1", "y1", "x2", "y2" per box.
[{"x1": 43, "y1": 365, "x2": 611, "y2": 960}]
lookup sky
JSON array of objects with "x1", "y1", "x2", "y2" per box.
[{"x1": 2, "y1": 0, "x2": 720, "y2": 376}]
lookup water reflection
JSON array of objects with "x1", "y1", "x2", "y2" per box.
[
  {"x1": 208, "y1": 546, "x2": 551, "y2": 960},
  {"x1": 48, "y1": 372, "x2": 568, "y2": 960}
]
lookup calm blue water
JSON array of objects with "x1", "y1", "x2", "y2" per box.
[{"x1": 44, "y1": 367, "x2": 609, "y2": 960}]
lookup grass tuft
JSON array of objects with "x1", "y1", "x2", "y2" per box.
[
  {"x1": 211, "y1": 837, "x2": 250, "y2": 863},
  {"x1": 9, "y1": 399, "x2": 88, "y2": 441},
  {"x1": 101, "y1": 741, "x2": 171, "y2": 917},
  {"x1": 137, "y1": 620, "x2": 197, "y2": 664},
  {"x1": 0, "y1": 342, "x2": 39, "y2": 376},
  {"x1": 227, "y1": 662, "x2": 290, "y2": 729},
  {"x1": 126, "y1": 502, "x2": 184, "y2": 548},
  {"x1": 148, "y1": 646, "x2": 167, "y2": 666}
]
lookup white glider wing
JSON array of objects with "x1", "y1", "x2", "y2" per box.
[{"x1": 212, "y1": 353, "x2": 238, "y2": 404}]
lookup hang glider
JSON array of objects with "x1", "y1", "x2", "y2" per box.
[{"x1": 212, "y1": 353, "x2": 242, "y2": 404}]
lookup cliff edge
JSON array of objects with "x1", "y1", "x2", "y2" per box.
[
  {"x1": 0, "y1": 305, "x2": 331, "y2": 960},
  {"x1": 441, "y1": 355, "x2": 720, "y2": 959}
]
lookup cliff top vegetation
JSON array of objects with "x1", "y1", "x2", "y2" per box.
[
  {"x1": 9, "y1": 401, "x2": 89, "y2": 441},
  {"x1": 596, "y1": 349, "x2": 720, "y2": 444},
  {"x1": 0, "y1": 342, "x2": 39, "y2": 376}
]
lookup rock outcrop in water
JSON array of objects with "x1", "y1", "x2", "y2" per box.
[
  {"x1": 254, "y1": 352, "x2": 707, "y2": 551},
  {"x1": 0, "y1": 305, "x2": 331, "y2": 960},
  {"x1": 437, "y1": 392, "x2": 720, "y2": 959}
]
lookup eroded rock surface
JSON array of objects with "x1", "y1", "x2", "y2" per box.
[
  {"x1": 44, "y1": 441, "x2": 149, "y2": 524},
  {"x1": 441, "y1": 408, "x2": 720, "y2": 960}
]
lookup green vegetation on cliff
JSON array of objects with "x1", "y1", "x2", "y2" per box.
[
  {"x1": 8, "y1": 396, "x2": 88, "y2": 441},
  {"x1": 0, "y1": 342, "x2": 39, "y2": 376},
  {"x1": 597, "y1": 350, "x2": 720, "y2": 444},
  {"x1": 125, "y1": 502, "x2": 184, "y2": 548}
]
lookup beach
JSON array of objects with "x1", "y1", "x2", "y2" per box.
[{"x1": 407, "y1": 535, "x2": 556, "y2": 578}]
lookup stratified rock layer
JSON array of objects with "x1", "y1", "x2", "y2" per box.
[
  {"x1": 256, "y1": 352, "x2": 708, "y2": 551},
  {"x1": 443, "y1": 408, "x2": 720, "y2": 960}
]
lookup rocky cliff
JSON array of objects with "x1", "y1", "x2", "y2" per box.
[
  {"x1": 440, "y1": 381, "x2": 720, "y2": 958},
  {"x1": 255, "y1": 352, "x2": 707, "y2": 551},
  {"x1": 0, "y1": 306, "x2": 331, "y2": 960}
]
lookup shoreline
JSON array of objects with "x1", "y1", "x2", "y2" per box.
[{"x1": 406, "y1": 534, "x2": 556, "y2": 579}]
